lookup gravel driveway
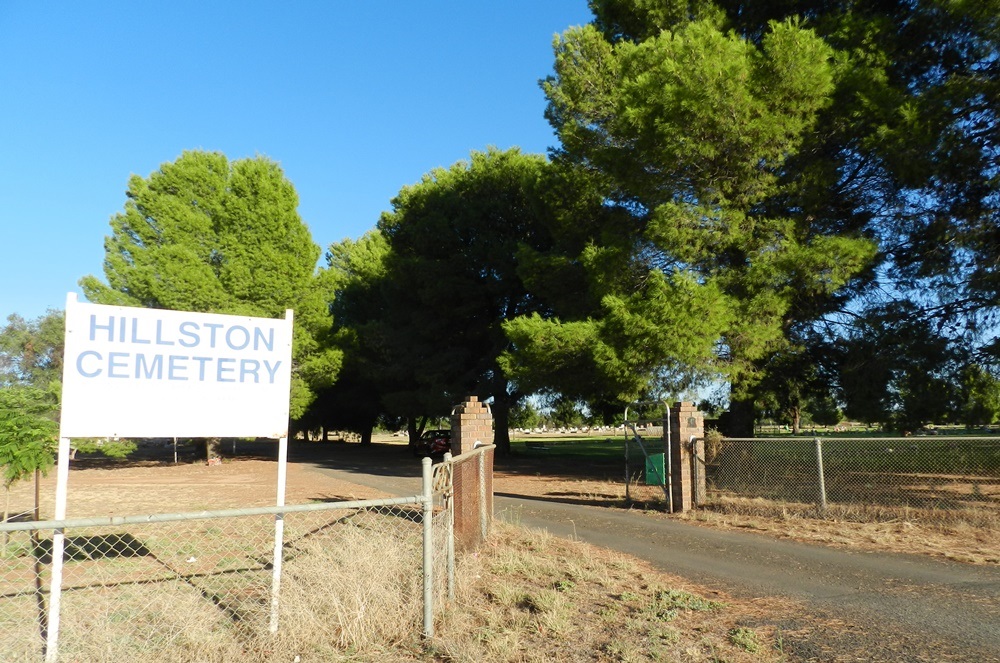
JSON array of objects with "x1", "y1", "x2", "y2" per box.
[{"x1": 498, "y1": 495, "x2": 1000, "y2": 662}]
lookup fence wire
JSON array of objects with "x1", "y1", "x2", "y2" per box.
[
  {"x1": 706, "y1": 437, "x2": 1000, "y2": 516},
  {"x1": 431, "y1": 482, "x2": 453, "y2": 612},
  {"x1": 1, "y1": 501, "x2": 427, "y2": 662}
]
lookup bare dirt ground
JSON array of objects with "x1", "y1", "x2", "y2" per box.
[{"x1": 4, "y1": 441, "x2": 389, "y2": 521}]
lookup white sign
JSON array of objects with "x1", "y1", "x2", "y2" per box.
[{"x1": 60, "y1": 294, "x2": 294, "y2": 438}]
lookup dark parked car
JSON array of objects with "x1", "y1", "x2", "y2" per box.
[{"x1": 410, "y1": 429, "x2": 451, "y2": 458}]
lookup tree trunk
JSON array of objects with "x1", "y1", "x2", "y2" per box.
[
  {"x1": 493, "y1": 407, "x2": 511, "y2": 455},
  {"x1": 407, "y1": 417, "x2": 419, "y2": 447},
  {"x1": 791, "y1": 407, "x2": 801, "y2": 435},
  {"x1": 407, "y1": 416, "x2": 430, "y2": 447},
  {"x1": 206, "y1": 437, "x2": 222, "y2": 465},
  {"x1": 721, "y1": 397, "x2": 755, "y2": 438},
  {"x1": 359, "y1": 425, "x2": 373, "y2": 446},
  {"x1": 490, "y1": 389, "x2": 514, "y2": 456},
  {"x1": 2, "y1": 484, "x2": 10, "y2": 555}
]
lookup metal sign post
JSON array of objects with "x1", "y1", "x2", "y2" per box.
[{"x1": 43, "y1": 436, "x2": 72, "y2": 662}]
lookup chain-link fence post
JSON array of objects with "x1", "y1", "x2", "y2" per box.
[
  {"x1": 269, "y1": 435, "x2": 288, "y2": 634},
  {"x1": 691, "y1": 436, "x2": 706, "y2": 507},
  {"x1": 478, "y1": 451, "x2": 488, "y2": 541},
  {"x1": 443, "y1": 452, "x2": 455, "y2": 603},
  {"x1": 815, "y1": 437, "x2": 828, "y2": 512},
  {"x1": 421, "y1": 456, "x2": 434, "y2": 638}
]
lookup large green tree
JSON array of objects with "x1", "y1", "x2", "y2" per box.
[
  {"x1": 510, "y1": 8, "x2": 875, "y2": 431},
  {"x1": 80, "y1": 151, "x2": 341, "y2": 436},
  {"x1": 959, "y1": 364, "x2": 1000, "y2": 428},
  {"x1": 0, "y1": 310, "x2": 64, "y2": 396},
  {"x1": 751, "y1": 332, "x2": 841, "y2": 434},
  {"x1": 0, "y1": 313, "x2": 62, "y2": 526},
  {"x1": 365, "y1": 148, "x2": 565, "y2": 453},
  {"x1": 835, "y1": 301, "x2": 963, "y2": 430},
  {"x1": 299, "y1": 232, "x2": 392, "y2": 445},
  {"x1": 0, "y1": 386, "x2": 56, "y2": 527},
  {"x1": 589, "y1": 1, "x2": 999, "y2": 269},
  {"x1": 582, "y1": 1, "x2": 999, "y2": 428}
]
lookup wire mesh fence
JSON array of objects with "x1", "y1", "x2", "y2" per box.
[
  {"x1": 706, "y1": 437, "x2": 1000, "y2": 521},
  {"x1": 1, "y1": 493, "x2": 447, "y2": 662}
]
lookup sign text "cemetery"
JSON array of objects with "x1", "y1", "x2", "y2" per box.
[{"x1": 75, "y1": 315, "x2": 283, "y2": 384}]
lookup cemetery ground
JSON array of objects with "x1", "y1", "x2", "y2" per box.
[{"x1": 2, "y1": 436, "x2": 997, "y2": 661}]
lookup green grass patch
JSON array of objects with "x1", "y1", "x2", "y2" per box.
[
  {"x1": 728, "y1": 627, "x2": 763, "y2": 653},
  {"x1": 653, "y1": 589, "x2": 725, "y2": 613},
  {"x1": 510, "y1": 434, "x2": 676, "y2": 462},
  {"x1": 510, "y1": 436, "x2": 635, "y2": 461}
]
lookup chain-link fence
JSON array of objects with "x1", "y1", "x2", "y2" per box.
[
  {"x1": 0, "y1": 456, "x2": 462, "y2": 662},
  {"x1": 706, "y1": 437, "x2": 1000, "y2": 522}
]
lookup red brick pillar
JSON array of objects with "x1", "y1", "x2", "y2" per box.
[
  {"x1": 450, "y1": 396, "x2": 494, "y2": 456},
  {"x1": 450, "y1": 396, "x2": 495, "y2": 550},
  {"x1": 669, "y1": 402, "x2": 705, "y2": 511}
]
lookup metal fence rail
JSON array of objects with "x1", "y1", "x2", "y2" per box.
[
  {"x1": 707, "y1": 437, "x2": 1000, "y2": 516},
  {"x1": 0, "y1": 456, "x2": 461, "y2": 662}
]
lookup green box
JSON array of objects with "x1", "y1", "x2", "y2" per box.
[{"x1": 645, "y1": 453, "x2": 666, "y2": 486}]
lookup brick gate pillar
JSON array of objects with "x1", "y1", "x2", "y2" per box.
[
  {"x1": 450, "y1": 396, "x2": 493, "y2": 455},
  {"x1": 449, "y1": 396, "x2": 495, "y2": 550},
  {"x1": 669, "y1": 401, "x2": 705, "y2": 511}
]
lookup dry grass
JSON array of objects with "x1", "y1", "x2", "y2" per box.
[
  {"x1": 430, "y1": 522, "x2": 786, "y2": 663},
  {"x1": 676, "y1": 497, "x2": 1000, "y2": 565},
  {"x1": 3, "y1": 520, "x2": 795, "y2": 662},
  {"x1": 2, "y1": 519, "x2": 429, "y2": 663},
  {"x1": 274, "y1": 520, "x2": 426, "y2": 660}
]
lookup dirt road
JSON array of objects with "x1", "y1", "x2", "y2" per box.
[{"x1": 297, "y1": 442, "x2": 1000, "y2": 662}]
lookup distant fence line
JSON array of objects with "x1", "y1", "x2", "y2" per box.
[{"x1": 705, "y1": 436, "x2": 1000, "y2": 519}]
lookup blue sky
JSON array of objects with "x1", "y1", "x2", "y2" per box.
[{"x1": 0, "y1": 1, "x2": 594, "y2": 323}]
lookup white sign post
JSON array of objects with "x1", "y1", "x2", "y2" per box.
[{"x1": 47, "y1": 294, "x2": 295, "y2": 661}]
